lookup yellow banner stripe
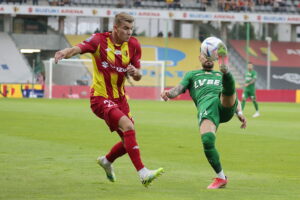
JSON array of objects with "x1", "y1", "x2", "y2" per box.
[
  {"x1": 121, "y1": 42, "x2": 130, "y2": 65},
  {"x1": 296, "y1": 90, "x2": 300, "y2": 103},
  {"x1": 110, "y1": 73, "x2": 119, "y2": 98},
  {"x1": 107, "y1": 38, "x2": 115, "y2": 64}
]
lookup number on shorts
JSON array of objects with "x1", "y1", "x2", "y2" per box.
[{"x1": 103, "y1": 100, "x2": 116, "y2": 108}]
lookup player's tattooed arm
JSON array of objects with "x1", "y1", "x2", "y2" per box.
[
  {"x1": 161, "y1": 85, "x2": 185, "y2": 101},
  {"x1": 168, "y1": 85, "x2": 185, "y2": 98}
]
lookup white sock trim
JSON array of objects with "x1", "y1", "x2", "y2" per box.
[
  {"x1": 138, "y1": 167, "x2": 149, "y2": 178},
  {"x1": 217, "y1": 170, "x2": 226, "y2": 180},
  {"x1": 102, "y1": 156, "x2": 111, "y2": 165}
]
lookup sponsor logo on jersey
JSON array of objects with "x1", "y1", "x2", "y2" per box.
[
  {"x1": 101, "y1": 61, "x2": 127, "y2": 72},
  {"x1": 194, "y1": 79, "x2": 221, "y2": 88}
]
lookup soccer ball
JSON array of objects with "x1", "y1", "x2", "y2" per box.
[{"x1": 200, "y1": 37, "x2": 226, "y2": 61}]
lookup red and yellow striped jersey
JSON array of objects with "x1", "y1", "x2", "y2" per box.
[{"x1": 77, "y1": 32, "x2": 141, "y2": 99}]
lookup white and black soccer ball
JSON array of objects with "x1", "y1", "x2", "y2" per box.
[{"x1": 200, "y1": 37, "x2": 226, "y2": 61}]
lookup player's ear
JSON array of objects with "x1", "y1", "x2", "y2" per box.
[
  {"x1": 113, "y1": 24, "x2": 118, "y2": 32},
  {"x1": 199, "y1": 54, "x2": 206, "y2": 63}
]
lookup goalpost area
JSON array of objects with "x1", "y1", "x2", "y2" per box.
[{"x1": 44, "y1": 59, "x2": 166, "y2": 100}]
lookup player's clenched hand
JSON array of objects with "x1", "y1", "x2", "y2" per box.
[
  {"x1": 161, "y1": 90, "x2": 169, "y2": 101},
  {"x1": 127, "y1": 65, "x2": 141, "y2": 81},
  {"x1": 237, "y1": 114, "x2": 247, "y2": 129},
  {"x1": 127, "y1": 65, "x2": 137, "y2": 76}
]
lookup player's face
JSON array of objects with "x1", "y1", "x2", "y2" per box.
[
  {"x1": 199, "y1": 53, "x2": 214, "y2": 70},
  {"x1": 114, "y1": 21, "x2": 134, "y2": 43},
  {"x1": 248, "y1": 64, "x2": 253, "y2": 71}
]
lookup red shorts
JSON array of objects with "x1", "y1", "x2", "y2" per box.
[{"x1": 90, "y1": 94, "x2": 132, "y2": 132}]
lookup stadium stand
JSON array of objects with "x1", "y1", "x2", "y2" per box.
[
  {"x1": 1, "y1": 0, "x2": 299, "y2": 13},
  {"x1": 0, "y1": 32, "x2": 32, "y2": 83}
]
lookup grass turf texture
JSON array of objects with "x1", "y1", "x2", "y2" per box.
[{"x1": 0, "y1": 98, "x2": 299, "y2": 200}]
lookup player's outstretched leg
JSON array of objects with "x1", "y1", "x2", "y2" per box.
[
  {"x1": 217, "y1": 42, "x2": 229, "y2": 74},
  {"x1": 139, "y1": 167, "x2": 164, "y2": 188},
  {"x1": 97, "y1": 156, "x2": 116, "y2": 182},
  {"x1": 201, "y1": 132, "x2": 228, "y2": 189}
]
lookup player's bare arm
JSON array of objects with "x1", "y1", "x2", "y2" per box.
[
  {"x1": 161, "y1": 85, "x2": 185, "y2": 101},
  {"x1": 54, "y1": 46, "x2": 81, "y2": 64},
  {"x1": 236, "y1": 100, "x2": 247, "y2": 129},
  {"x1": 127, "y1": 65, "x2": 142, "y2": 81},
  {"x1": 244, "y1": 78, "x2": 256, "y2": 87}
]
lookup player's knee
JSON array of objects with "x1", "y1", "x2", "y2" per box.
[
  {"x1": 118, "y1": 116, "x2": 134, "y2": 132},
  {"x1": 201, "y1": 132, "x2": 216, "y2": 150}
]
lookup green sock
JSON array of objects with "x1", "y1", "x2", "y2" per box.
[
  {"x1": 222, "y1": 72, "x2": 235, "y2": 96},
  {"x1": 253, "y1": 100, "x2": 259, "y2": 111},
  {"x1": 201, "y1": 132, "x2": 222, "y2": 173},
  {"x1": 241, "y1": 100, "x2": 245, "y2": 110}
]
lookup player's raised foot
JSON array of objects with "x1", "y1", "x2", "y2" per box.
[
  {"x1": 207, "y1": 177, "x2": 228, "y2": 189},
  {"x1": 252, "y1": 111, "x2": 260, "y2": 118},
  {"x1": 140, "y1": 168, "x2": 164, "y2": 188},
  {"x1": 97, "y1": 156, "x2": 116, "y2": 182},
  {"x1": 217, "y1": 43, "x2": 229, "y2": 74}
]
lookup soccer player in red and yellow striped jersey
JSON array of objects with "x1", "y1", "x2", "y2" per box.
[{"x1": 54, "y1": 12, "x2": 163, "y2": 187}]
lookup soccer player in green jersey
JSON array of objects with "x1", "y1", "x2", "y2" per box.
[
  {"x1": 161, "y1": 40, "x2": 247, "y2": 189},
  {"x1": 242, "y1": 62, "x2": 260, "y2": 118}
]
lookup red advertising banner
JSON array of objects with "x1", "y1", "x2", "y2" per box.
[{"x1": 230, "y1": 40, "x2": 300, "y2": 68}]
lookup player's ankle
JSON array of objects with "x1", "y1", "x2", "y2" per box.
[
  {"x1": 101, "y1": 156, "x2": 111, "y2": 165},
  {"x1": 138, "y1": 167, "x2": 149, "y2": 178}
]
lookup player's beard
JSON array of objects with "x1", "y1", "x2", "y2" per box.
[{"x1": 202, "y1": 61, "x2": 214, "y2": 71}]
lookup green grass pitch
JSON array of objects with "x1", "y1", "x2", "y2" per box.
[{"x1": 0, "y1": 98, "x2": 299, "y2": 200}]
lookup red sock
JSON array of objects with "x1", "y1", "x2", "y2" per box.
[
  {"x1": 106, "y1": 141, "x2": 127, "y2": 163},
  {"x1": 123, "y1": 130, "x2": 144, "y2": 171}
]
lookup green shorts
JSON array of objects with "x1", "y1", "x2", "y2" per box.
[
  {"x1": 197, "y1": 96, "x2": 238, "y2": 128},
  {"x1": 242, "y1": 89, "x2": 256, "y2": 100}
]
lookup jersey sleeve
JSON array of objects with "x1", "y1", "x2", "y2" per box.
[
  {"x1": 130, "y1": 39, "x2": 141, "y2": 69},
  {"x1": 179, "y1": 72, "x2": 191, "y2": 91},
  {"x1": 76, "y1": 34, "x2": 99, "y2": 54}
]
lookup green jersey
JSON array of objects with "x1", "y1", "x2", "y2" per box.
[
  {"x1": 180, "y1": 69, "x2": 223, "y2": 106},
  {"x1": 244, "y1": 70, "x2": 257, "y2": 91}
]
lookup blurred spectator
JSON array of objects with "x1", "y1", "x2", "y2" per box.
[
  {"x1": 247, "y1": 0, "x2": 254, "y2": 11},
  {"x1": 94, "y1": 28, "x2": 100, "y2": 33},
  {"x1": 32, "y1": 0, "x2": 38, "y2": 5},
  {"x1": 218, "y1": 0, "x2": 225, "y2": 11},
  {"x1": 168, "y1": 31, "x2": 172, "y2": 37},
  {"x1": 166, "y1": 0, "x2": 174, "y2": 9},
  {"x1": 237, "y1": 0, "x2": 246, "y2": 11},
  {"x1": 133, "y1": 0, "x2": 141, "y2": 7},
  {"x1": 36, "y1": 73, "x2": 45, "y2": 85},
  {"x1": 273, "y1": 0, "x2": 280, "y2": 12},
  {"x1": 116, "y1": 0, "x2": 124, "y2": 8},
  {"x1": 224, "y1": 0, "x2": 234, "y2": 12},
  {"x1": 200, "y1": 0, "x2": 207, "y2": 11},
  {"x1": 157, "y1": 31, "x2": 163, "y2": 37},
  {"x1": 173, "y1": 0, "x2": 181, "y2": 9}
]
